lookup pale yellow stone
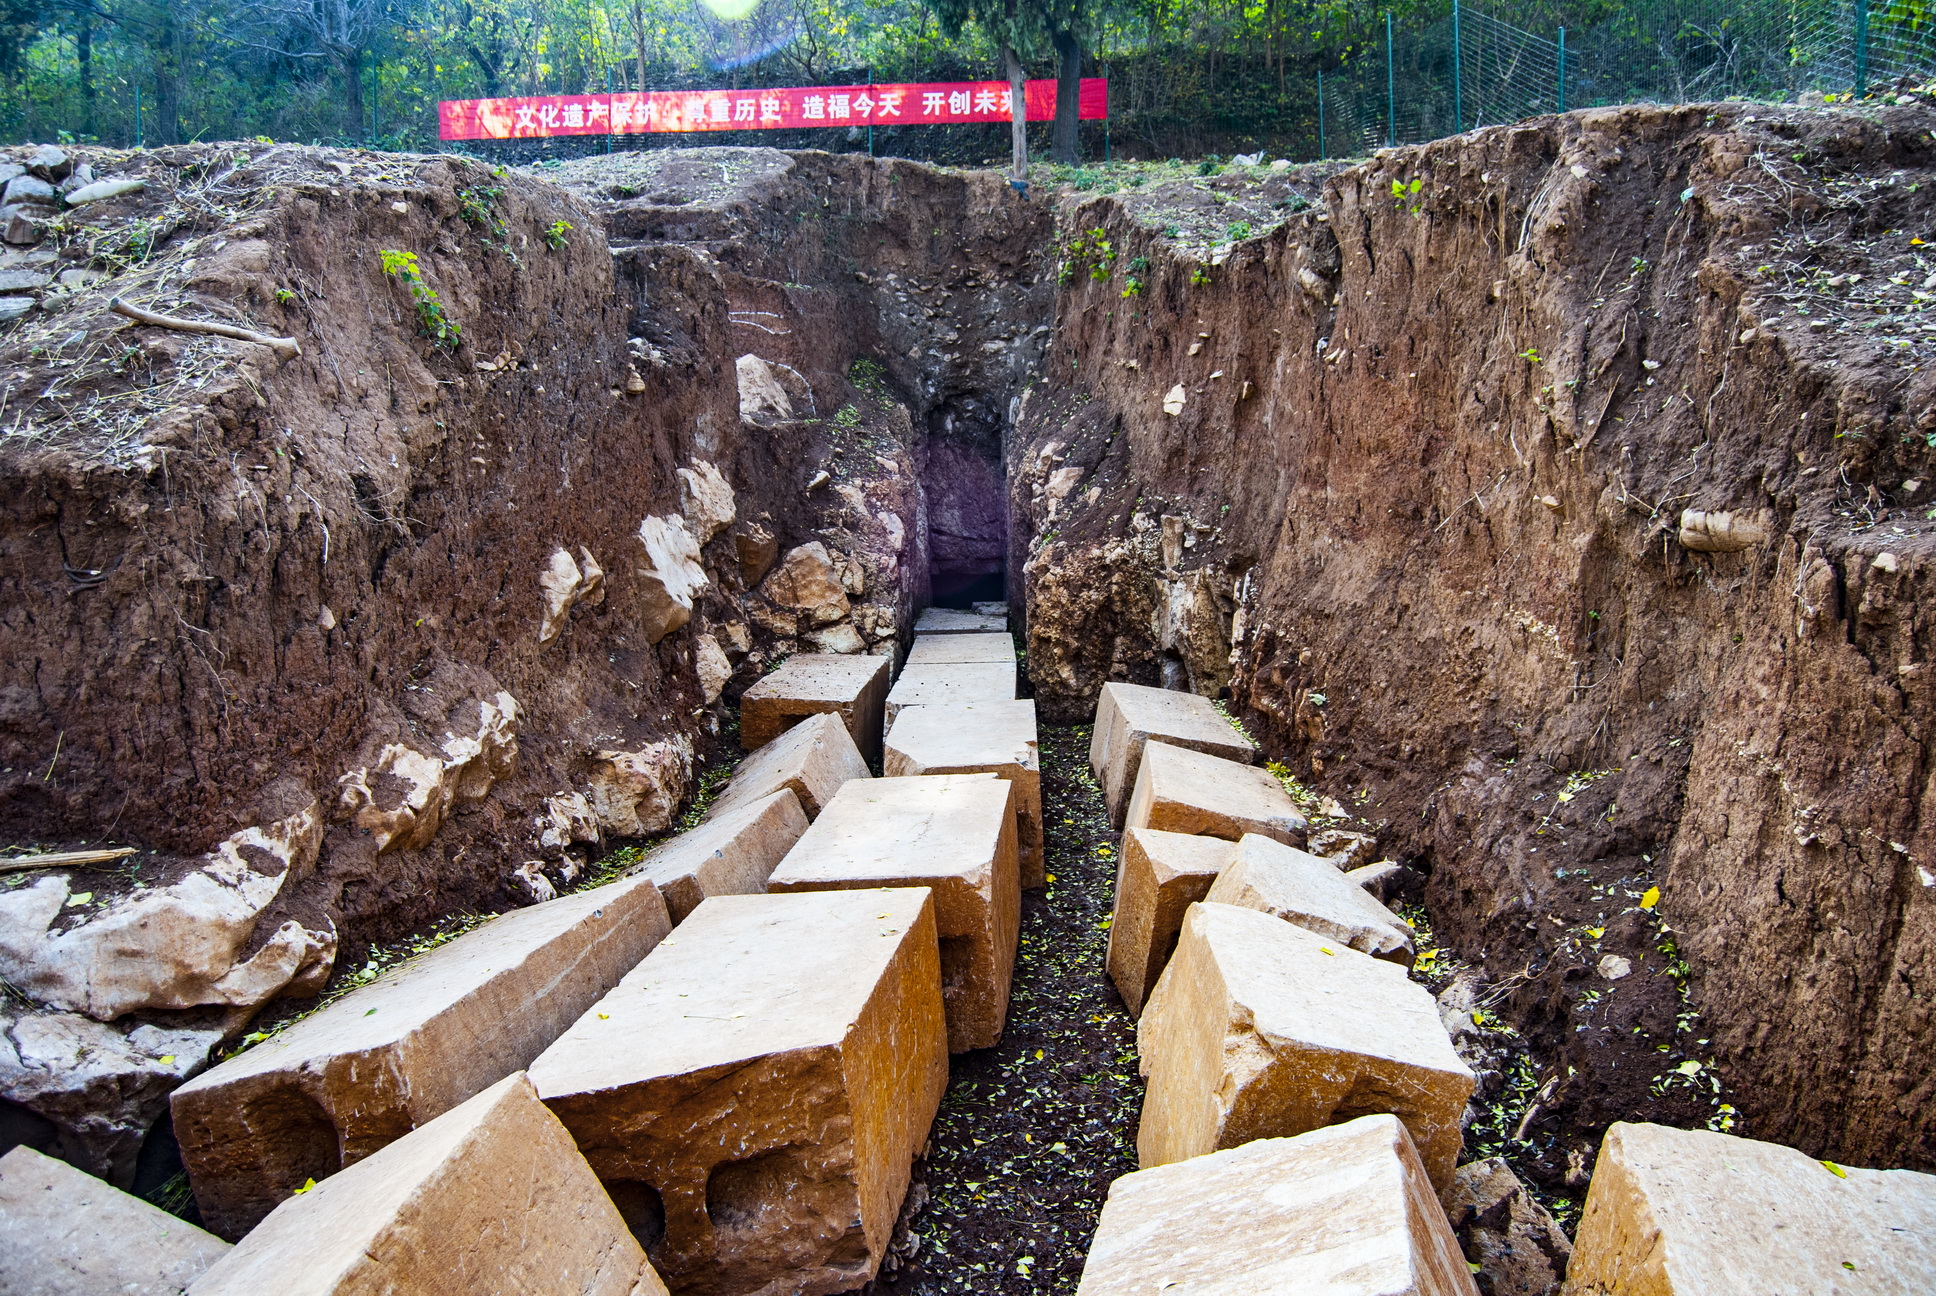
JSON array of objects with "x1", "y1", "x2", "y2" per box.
[
  {"x1": 1204, "y1": 833, "x2": 1417, "y2": 967},
  {"x1": 883, "y1": 699, "x2": 1043, "y2": 887},
  {"x1": 0, "y1": 1146, "x2": 229, "y2": 1296},
  {"x1": 1123, "y1": 742, "x2": 1308, "y2": 845},
  {"x1": 905, "y1": 632, "x2": 1016, "y2": 665},
  {"x1": 883, "y1": 662, "x2": 1016, "y2": 727},
  {"x1": 707, "y1": 711, "x2": 869, "y2": 822},
  {"x1": 740, "y1": 653, "x2": 891, "y2": 764},
  {"x1": 1089, "y1": 682, "x2": 1259, "y2": 826},
  {"x1": 912, "y1": 608, "x2": 1006, "y2": 634},
  {"x1": 1104, "y1": 828, "x2": 1236, "y2": 1018},
  {"x1": 633, "y1": 788, "x2": 809, "y2": 922}
]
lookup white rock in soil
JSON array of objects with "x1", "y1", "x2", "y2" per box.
[
  {"x1": 585, "y1": 737, "x2": 693, "y2": 837},
  {"x1": 736, "y1": 353, "x2": 794, "y2": 421},
  {"x1": 636, "y1": 515, "x2": 708, "y2": 643},
  {"x1": 677, "y1": 459, "x2": 736, "y2": 541},
  {"x1": 694, "y1": 632, "x2": 733, "y2": 703},
  {"x1": 62, "y1": 177, "x2": 146, "y2": 206},
  {"x1": 336, "y1": 693, "x2": 519, "y2": 853},
  {"x1": 760, "y1": 541, "x2": 852, "y2": 627}
]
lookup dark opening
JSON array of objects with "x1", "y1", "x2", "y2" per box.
[
  {"x1": 0, "y1": 1097, "x2": 56, "y2": 1161},
  {"x1": 923, "y1": 401, "x2": 1007, "y2": 608},
  {"x1": 606, "y1": 1178, "x2": 667, "y2": 1250}
]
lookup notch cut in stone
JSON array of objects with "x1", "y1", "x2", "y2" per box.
[
  {"x1": 706, "y1": 711, "x2": 869, "y2": 823},
  {"x1": 634, "y1": 788, "x2": 809, "y2": 922}
]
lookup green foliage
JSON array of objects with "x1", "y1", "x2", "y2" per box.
[
  {"x1": 273, "y1": 287, "x2": 296, "y2": 303},
  {"x1": 457, "y1": 185, "x2": 508, "y2": 246},
  {"x1": 379, "y1": 249, "x2": 460, "y2": 349},
  {"x1": 1225, "y1": 220, "x2": 1252, "y2": 240},
  {"x1": 543, "y1": 218, "x2": 574, "y2": 249},
  {"x1": 848, "y1": 356, "x2": 889, "y2": 397},
  {"x1": 1190, "y1": 265, "x2": 1211, "y2": 286},
  {"x1": 1120, "y1": 276, "x2": 1141, "y2": 296}
]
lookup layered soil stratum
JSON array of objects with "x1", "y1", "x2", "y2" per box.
[{"x1": 0, "y1": 99, "x2": 1932, "y2": 1254}]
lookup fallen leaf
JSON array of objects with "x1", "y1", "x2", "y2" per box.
[
  {"x1": 1640, "y1": 886, "x2": 1661, "y2": 910},
  {"x1": 292, "y1": 1178, "x2": 317, "y2": 1195},
  {"x1": 1587, "y1": 926, "x2": 1606, "y2": 938},
  {"x1": 1822, "y1": 1159, "x2": 1848, "y2": 1178}
]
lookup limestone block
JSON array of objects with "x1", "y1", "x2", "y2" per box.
[
  {"x1": 884, "y1": 700, "x2": 1043, "y2": 887},
  {"x1": 1137, "y1": 902, "x2": 1473, "y2": 1189},
  {"x1": 710, "y1": 710, "x2": 870, "y2": 824},
  {"x1": 530, "y1": 889, "x2": 948, "y2": 1296},
  {"x1": 741, "y1": 652, "x2": 892, "y2": 764},
  {"x1": 631, "y1": 789, "x2": 809, "y2": 922},
  {"x1": 0, "y1": 1145, "x2": 230, "y2": 1296},
  {"x1": 1562, "y1": 1122, "x2": 1936, "y2": 1296},
  {"x1": 905, "y1": 632, "x2": 1016, "y2": 665},
  {"x1": 694, "y1": 634, "x2": 733, "y2": 703},
  {"x1": 760, "y1": 542, "x2": 851, "y2": 627},
  {"x1": 1089, "y1": 681, "x2": 1260, "y2": 826},
  {"x1": 191, "y1": 1073, "x2": 665, "y2": 1296},
  {"x1": 1104, "y1": 828, "x2": 1236, "y2": 1018},
  {"x1": 1204, "y1": 834, "x2": 1417, "y2": 968},
  {"x1": 586, "y1": 737, "x2": 693, "y2": 837},
  {"x1": 736, "y1": 354, "x2": 794, "y2": 422},
  {"x1": 677, "y1": 460, "x2": 736, "y2": 542},
  {"x1": 537, "y1": 545, "x2": 605, "y2": 646},
  {"x1": 1123, "y1": 741, "x2": 1308, "y2": 846},
  {"x1": 636, "y1": 516, "x2": 708, "y2": 644},
  {"x1": 1443, "y1": 1157, "x2": 1572, "y2": 1296},
  {"x1": 769, "y1": 774, "x2": 1019, "y2": 1051},
  {"x1": 1077, "y1": 1115, "x2": 1479, "y2": 1296},
  {"x1": 913, "y1": 607, "x2": 1007, "y2": 634},
  {"x1": 171, "y1": 872, "x2": 672, "y2": 1238},
  {"x1": 804, "y1": 621, "x2": 867, "y2": 655},
  {"x1": 883, "y1": 662, "x2": 1017, "y2": 728},
  {"x1": 735, "y1": 524, "x2": 779, "y2": 586}
]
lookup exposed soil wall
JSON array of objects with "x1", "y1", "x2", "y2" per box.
[{"x1": 1013, "y1": 103, "x2": 1936, "y2": 1174}]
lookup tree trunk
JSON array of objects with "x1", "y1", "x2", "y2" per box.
[
  {"x1": 1051, "y1": 27, "x2": 1080, "y2": 164},
  {"x1": 152, "y1": 3, "x2": 184, "y2": 146},
  {"x1": 631, "y1": 1, "x2": 648, "y2": 92},
  {"x1": 1005, "y1": 44, "x2": 1027, "y2": 182},
  {"x1": 341, "y1": 50, "x2": 367, "y2": 143},
  {"x1": 77, "y1": 14, "x2": 95, "y2": 139}
]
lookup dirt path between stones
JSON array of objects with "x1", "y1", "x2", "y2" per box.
[{"x1": 868, "y1": 723, "x2": 1139, "y2": 1295}]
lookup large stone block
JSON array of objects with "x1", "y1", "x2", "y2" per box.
[
  {"x1": 530, "y1": 889, "x2": 948, "y2": 1296},
  {"x1": 1205, "y1": 833, "x2": 1417, "y2": 968},
  {"x1": 913, "y1": 607, "x2": 1006, "y2": 634},
  {"x1": 1077, "y1": 1115, "x2": 1479, "y2": 1296},
  {"x1": 1562, "y1": 1122, "x2": 1936, "y2": 1296},
  {"x1": 883, "y1": 699, "x2": 1044, "y2": 888},
  {"x1": 1123, "y1": 741, "x2": 1308, "y2": 846},
  {"x1": 707, "y1": 711, "x2": 869, "y2": 824},
  {"x1": 635, "y1": 789, "x2": 809, "y2": 922},
  {"x1": 905, "y1": 632, "x2": 1016, "y2": 665},
  {"x1": 171, "y1": 872, "x2": 672, "y2": 1238},
  {"x1": 1137, "y1": 902, "x2": 1472, "y2": 1189},
  {"x1": 1104, "y1": 828, "x2": 1236, "y2": 1018},
  {"x1": 768, "y1": 775, "x2": 1019, "y2": 1051},
  {"x1": 190, "y1": 1072, "x2": 665, "y2": 1296},
  {"x1": 883, "y1": 662, "x2": 1016, "y2": 728},
  {"x1": 740, "y1": 653, "x2": 891, "y2": 765},
  {"x1": 0, "y1": 1145, "x2": 230, "y2": 1296},
  {"x1": 1089, "y1": 682, "x2": 1259, "y2": 827}
]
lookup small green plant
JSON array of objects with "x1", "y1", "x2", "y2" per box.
[
  {"x1": 379, "y1": 249, "x2": 460, "y2": 349},
  {"x1": 543, "y1": 218, "x2": 573, "y2": 249},
  {"x1": 1196, "y1": 155, "x2": 1222, "y2": 176},
  {"x1": 1190, "y1": 266, "x2": 1211, "y2": 286},
  {"x1": 456, "y1": 184, "x2": 507, "y2": 243},
  {"x1": 832, "y1": 404, "x2": 862, "y2": 430},
  {"x1": 1127, "y1": 255, "x2": 1149, "y2": 273},
  {"x1": 1226, "y1": 220, "x2": 1252, "y2": 240},
  {"x1": 1390, "y1": 176, "x2": 1424, "y2": 215},
  {"x1": 273, "y1": 287, "x2": 296, "y2": 304},
  {"x1": 1519, "y1": 346, "x2": 1542, "y2": 363},
  {"x1": 1121, "y1": 276, "x2": 1142, "y2": 297},
  {"x1": 848, "y1": 356, "x2": 888, "y2": 397}
]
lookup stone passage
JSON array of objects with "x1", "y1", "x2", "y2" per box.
[
  {"x1": 1089, "y1": 681, "x2": 1259, "y2": 827},
  {"x1": 1123, "y1": 741, "x2": 1308, "y2": 846},
  {"x1": 1103, "y1": 827, "x2": 1236, "y2": 1018},
  {"x1": 883, "y1": 698, "x2": 1044, "y2": 887},
  {"x1": 740, "y1": 653, "x2": 892, "y2": 764},
  {"x1": 633, "y1": 788, "x2": 809, "y2": 922},
  {"x1": 171, "y1": 870, "x2": 673, "y2": 1237},
  {"x1": 0, "y1": 1144, "x2": 230, "y2": 1296},
  {"x1": 768, "y1": 773, "x2": 1020, "y2": 1052},
  {"x1": 529, "y1": 889, "x2": 948, "y2": 1296},
  {"x1": 1076, "y1": 1116, "x2": 1478, "y2": 1296},
  {"x1": 904, "y1": 632, "x2": 1017, "y2": 666},
  {"x1": 190, "y1": 1072, "x2": 664, "y2": 1295},
  {"x1": 884, "y1": 662, "x2": 1018, "y2": 728},
  {"x1": 912, "y1": 608, "x2": 1008, "y2": 635},
  {"x1": 705, "y1": 711, "x2": 869, "y2": 822}
]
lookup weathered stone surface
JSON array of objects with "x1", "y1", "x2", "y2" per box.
[
  {"x1": 1562, "y1": 1122, "x2": 1936, "y2": 1296},
  {"x1": 586, "y1": 737, "x2": 693, "y2": 837},
  {"x1": 677, "y1": 460, "x2": 736, "y2": 541},
  {"x1": 1077, "y1": 1115, "x2": 1479, "y2": 1296},
  {"x1": 708, "y1": 710, "x2": 869, "y2": 823},
  {"x1": 761, "y1": 542, "x2": 851, "y2": 627},
  {"x1": 883, "y1": 661, "x2": 1016, "y2": 727},
  {"x1": 191, "y1": 1072, "x2": 665, "y2": 1296},
  {"x1": 1443, "y1": 1157, "x2": 1572, "y2": 1296},
  {"x1": 1138, "y1": 902, "x2": 1473, "y2": 1189},
  {"x1": 536, "y1": 545, "x2": 605, "y2": 646},
  {"x1": 631, "y1": 789, "x2": 808, "y2": 922},
  {"x1": 1204, "y1": 834, "x2": 1417, "y2": 967},
  {"x1": 1309, "y1": 826, "x2": 1381, "y2": 868},
  {"x1": 171, "y1": 872, "x2": 671, "y2": 1238},
  {"x1": 694, "y1": 633, "x2": 733, "y2": 703},
  {"x1": 0, "y1": 1145, "x2": 230, "y2": 1296},
  {"x1": 905, "y1": 632, "x2": 1016, "y2": 665},
  {"x1": 0, "y1": 265, "x2": 49, "y2": 292},
  {"x1": 0, "y1": 801, "x2": 336, "y2": 1022},
  {"x1": 912, "y1": 607, "x2": 1006, "y2": 634},
  {"x1": 736, "y1": 353, "x2": 795, "y2": 422},
  {"x1": 740, "y1": 652, "x2": 891, "y2": 764},
  {"x1": 636, "y1": 515, "x2": 709, "y2": 644},
  {"x1": 1350, "y1": 860, "x2": 1426, "y2": 905},
  {"x1": 971, "y1": 601, "x2": 1008, "y2": 616},
  {"x1": 1104, "y1": 828, "x2": 1236, "y2": 1018},
  {"x1": 1123, "y1": 741, "x2": 1308, "y2": 846},
  {"x1": 735, "y1": 523, "x2": 780, "y2": 586},
  {"x1": 337, "y1": 692, "x2": 520, "y2": 854},
  {"x1": 769, "y1": 774, "x2": 1019, "y2": 1052},
  {"x1": 1089, "y1": 682, "x2": 1259, "y2": 826},
  {"x1": 530, "y1": 889, "x2": 947, "y2": 1296},
  {"x1": 884, "y1": 699, "x2": 1043, "y2": 887},
  {"x1": 804, "y1": 621, "x2": 867, "y2": 654}
]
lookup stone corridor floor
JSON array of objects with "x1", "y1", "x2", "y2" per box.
[{"x1": 867, "y1": 723, "x2": 1142, "y2": 1295}]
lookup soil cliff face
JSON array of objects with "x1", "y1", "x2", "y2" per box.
[{"x1": 1014, "y1": 103, "x2": 1936, "y2": 1173}]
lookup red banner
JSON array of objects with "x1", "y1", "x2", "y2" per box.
[{"x1": 439, "y1": 78, "x2": 1107, "y2": 141}]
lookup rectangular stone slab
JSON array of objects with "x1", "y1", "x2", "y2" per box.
[
  {"x1": 905, "y1": 632, "x2": 1017, "y2": 666},
  {"x1": 883, "y1": 662, "x2": 1017, "y2": 728},
  {"x1": 190, "y1": 1072, "x2": 664, "y2": 1296},
  {"x1": 0, "y1": 1145, "x2": 230, "y2": 1296},
  {"x1": 883, "y1": 700, "x2": 1044, "y2": 887},
  {"x1": 768, "y1": 774, "x2": 1019, "y2": 1051},
  {"x1": 1090, "y1": 682, "x2": 1259, "y2": 827},
  {"x1": 1105, "y1": 828, "x2": 1237, "y2": 1018},
  {"x1": 740, "y1": 653, "x2": 891, "y2": 764},
  {"x1": 1123, "y1": 741, "x2": 1308, "y2": 847},
  {"x1": 913, "y1": 607, "x2": 1007, "y2": 634},
  {"x1": 1205, "y1": 833, "x2": 1417, "y2": 968},
  {"x1": 636, "y1": 788, "x2": 809, "y2": 922},
  {"x1": 1137, "y1": 902, "x2": 1473, "y2": 1190},
  {"x1": 1077, "y1": 1115, "x2": 1479, "y2": 1296},
  {"x1": 1563, "y1": 1122, "x2": 1936, "y2": 1296},
  {"x1": 706, "y1": 710, "x2": 869, "y2": 822},
  {"x1": 171, "y1": 871, "x2": 672, "y2": 1238},
  {"x1": 529, "y1": 889, "x2": 948, "y2": 1296}
]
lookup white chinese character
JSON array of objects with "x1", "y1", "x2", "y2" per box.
[
  {"x1": 949, "y1": 91, "x2": 970, "y2": 114},
  {"x1": 587, "y1": 99, "x2": 609, "y2": 126},
  {"x1": 538, "y1": 103, "x2": 560, "y2": 128},
  {"x1": 611, "y1": 99, "x2": 633, "y2": 129},
  {"x1": 562, "y1": 102, "x2": 585, "y2": 128},
  {"x1": 853, "y1": 93, "x2": 875, "y2": 116},
  {"x1": 974, "y1": 88, "x2": 1002, "y2": 113},
  {"x1": 876, "y1": 91, "x2": 903, "y2": 117},
  {"x1": 761, "y1": 96, "x2": 783, "y2": 123},
  {"x1": 922, "y1": 92, "x2": 945, "y2": 115},
  {"x1": 735, "y1": 98, "x2": 756, "y2": 122},
  {"x1": 709, "y1": 98, "x2": 730, "y2": 123},
  {"x1": 829, "y1": 94, "x2": 850, "y2": 118},
  {"x1": 686, "y1": 96, "x2": 708, "y2": 125},
  {"x1": 803, "y1": 95, "x2": 825, "y2": 119},
  {"x1": 514, "y1": 105, "x2": 537, "y2": 130}
]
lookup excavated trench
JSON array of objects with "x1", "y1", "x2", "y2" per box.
[{"x1": 2, "y1": 100, "x2": 1935, "y2": 1290}]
